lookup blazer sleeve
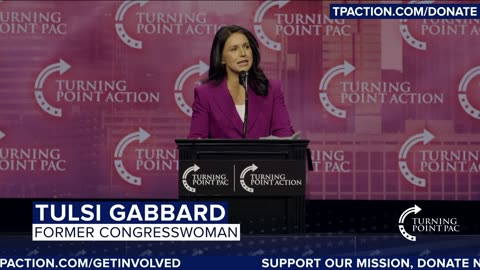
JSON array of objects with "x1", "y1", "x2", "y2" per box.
[
  {"x1": 270, "y1": 81, "x2": 295, "y2": 137},
  {"x1": 188, "y1": 87, "x2": 210, "y2": 138}
]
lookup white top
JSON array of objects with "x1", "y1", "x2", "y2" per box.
[{"x1": 235, "y1": 104, "x2": 245, "y2": 122}]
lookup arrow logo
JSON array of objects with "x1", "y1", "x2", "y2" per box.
[
  {"x1": 398, "y1": 129, "x2": 434, "y2": 187},
  {"x1": 115, "y1": 0, "x2": 148, "y2": 21},
  {"x1": 399, "y1": 0, "x2": 434, "y2": 51},
  {"x1": 249, "y1": 249, "x2": 265, "y2": 256},
  {"x1": 253, "y1": 0, "x2": 289, "y2": 51},
  {"x1": 34, "y1": 59, "x2": 71, "y2": 117},
  {"x1": 398, "y1": 205, "x2": 422, "y2": 241},
  {"x1": 240, "y1": 163, "x2": 258, "y2": 193},
  {"x1": 75, "y1": 250, "x2": 87, "y2": 257},
  {"x1": 0, "y1": 130, "x2": 5, "y2": 140},
  {"x1": 139, "y1": 249, "x2": 153, "y2": 257},
  {"x1": 319, "y1": 60, "x2": 355, "y2": 90},
  {"x1": 318, "y1": 61, "x2": 355, "y2": 119},
  {"x1": 399, "y1": 129, "x2": 434, "y2": 159},
  {"x1": 34, "y1": 59, "x2": 70, "y2": 89},
  {"x1": 254, "y1": 0, "x2": 288, "y2": 22},
  {"x1": 175, "y1": 60, "x2": 209, "y2": 91},
  {"x1": 419, "y1": 249, "x2": 431, "y2": 256},
  {"x1": 114, "y1": 128, "x2": 151, "y2": 186},
  {"x1": 27, "y1": 249, "x2": 39, "y2": 257},
  {"x1": 115, "y1": 0, "x2": 148, "y2": 49},
  {"x1": 174, "y1": 60, "x2": 209, "y2": 117},
  {"x1": 182, "y1": 164, "x2": 200, "y2": 193},
  {"x1": 302, "y1": 249, "x2": 314, "y2": 256},
  {"x1": 458, "y1": 65, "x2": 480, "y2": 119},
  {"x1": 114, "y1": 128, "x2": 150, "y2": 158},
  {"x1": 192, "y1": 249, "x2": 203, "y2": 256},
  {"x1": 399, "y1": 204, "x2": 421, "y2": 224}
]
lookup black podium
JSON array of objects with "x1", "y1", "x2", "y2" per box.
[{"x1": 175, "y1": 139, "x2": 309, "y2": 234}]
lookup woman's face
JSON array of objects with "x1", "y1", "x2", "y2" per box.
[{"x1": 221, "y1": 32, "x2": 253, "y2": 78}]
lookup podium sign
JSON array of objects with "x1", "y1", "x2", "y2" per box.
[
  {"x1": 179, "y1": 160, "x2": 305, "y2": 196},
  {"x1": 175, "y1": 139, "x2": 310, "y2": 233}
]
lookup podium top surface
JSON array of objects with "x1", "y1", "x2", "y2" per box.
[{"x1": 175, "y1": 139, "x2": 309, "y2": 147}]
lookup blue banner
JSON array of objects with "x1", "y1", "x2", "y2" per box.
[
  {"x1": 2, "y1": 235, "x2": 480, "y2": 269},
  {"x1": 32, "y1": 201, "x2": 229, "y2": 223},
  {"x1": 1, "y1": 256, "x2": 480, "y2": 270}
]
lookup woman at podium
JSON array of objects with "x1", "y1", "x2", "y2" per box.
[{"x1": 188, "y1": 25, "x2": 294, "y2": 139}]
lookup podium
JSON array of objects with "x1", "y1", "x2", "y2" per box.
[{"x1": 175, "y1": 139, "x2": 310, "y2": 234}]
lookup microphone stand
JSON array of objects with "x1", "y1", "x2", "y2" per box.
[{"x1": 240, "y1": 71, "x2": 248, "y2": 138}]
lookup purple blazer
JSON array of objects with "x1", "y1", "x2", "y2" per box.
[{"x1": 188, "y1": 79, "x2": 294, "y2": 139}]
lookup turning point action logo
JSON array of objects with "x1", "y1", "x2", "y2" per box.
[
  {"x1": 319, "y1": 61, "x2": 443, "y2": 119},
  {"x1": 240, "y1": 163, "x2": 302, "y2": 193},
  {"x1": 458, "y1": 65, "x2": 480, "y2": 119},
  {"x1": 114, "y1": 128, "x2": 151, "y2": 186},
  {"x1": 115, "y1": 0, "x2": 223, "y2": 49},
  {"x1": 398, "y1": 129, "x2": 434, "y2": 187},
  {"x1": 398, "y1": 205, "x2": 460, "y2": 241},
  {"x1": 34, "y1": 59, "x2": 160, "y2": 117},
  {"x1": 115, "y1": 0, "x2": 148, "y2": 49},
  {"x1": 240, "y1": 163, "x2": 258, "y2": 193},
  {"x1": 34, "y1": 59, "x2": 71, "y2": 117},
  {"x1": 175, "y1": 60, "x2": 209, "y2": 117},
  {"x1": 399, "y1": 128, "x2": 480, "y2": 184},
  {"x1": 181, "y1": 163, "x2": 300, "y2": 193},
  {"x1": 318, "y1": 61, "x2": 355, "y2": 119}
]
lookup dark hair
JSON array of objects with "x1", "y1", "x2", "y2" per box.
[{"x1": 205, "y1": 25, "x2": 269, "y2": 96}]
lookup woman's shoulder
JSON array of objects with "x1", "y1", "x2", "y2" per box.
[
  {"x1": 269, "y1": 79, "x2": 281, "y2": 88},
  {"x1": 195, "y1": 80, "x2": 223, "y2": 93},
  {"x1": 268, "y1": 79, "x2": 282, "y2": 93}
]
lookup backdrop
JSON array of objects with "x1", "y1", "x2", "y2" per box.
[{"x1": 1, "y1": 0, "x2": 479, "y2": 200}]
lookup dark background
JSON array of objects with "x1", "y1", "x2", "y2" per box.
[{"x1": 3, "y1": 199, "x2": 478, "y2": 236}]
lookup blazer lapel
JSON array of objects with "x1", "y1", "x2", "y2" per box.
[
  {"x1": 211, "y1": 80, "x2": 243, "y2": 135},
  {"x1": 247, "y1": 87, "x2": 266, "y2": 134}
]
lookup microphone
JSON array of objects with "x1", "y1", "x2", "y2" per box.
[{"x1": 239, "y1": 71, "x2": 248, "y2": 138}]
